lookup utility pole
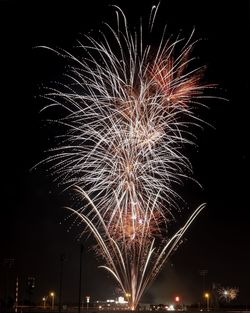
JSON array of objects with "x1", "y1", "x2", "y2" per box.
[
  {"x1": 3, "y1": 258, "x2": 15, "y2": 312},
  {"x1": 15, "y1": 277, "x2": 18, "y2": 313},
  {"x1": 199, "y1": 269, "x2": 208, "y2": 293},
  {"x1": 199, "y1": 269, "x2": 208, "y2": 309},
  {"x1": 59, "y1": 254, "x2": 65, "y2": 313},
  {"x1": 78, "y1": 244, "x2": 84, "y2": 313}
]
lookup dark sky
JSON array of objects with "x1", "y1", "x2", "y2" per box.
[{"x1": 1, "y1": 0, "x2": 249, "y2": 307}]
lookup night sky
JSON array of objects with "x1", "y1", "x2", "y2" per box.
[{"x1": 1, "y1": 0, "x2": 249, "y2": 307}]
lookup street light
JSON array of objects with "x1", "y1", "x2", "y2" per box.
[
  {"x1": 204, "y1": 293, "x2": 210, "y2": 311},
  {"x1": 125, "y1": 293, "x2": 131, "y2": 302},
  {"x1": 50, "y1": 292, "x2": 55, "y2": 310},
  {"x1": 125, "y1": 293, "x2": 131, "y2": 309},
  {"x1": 86, "y1": 296, "x2": 90, "y2": 310},
  {"x1": 175, "y1": 296, "x2": 180, "y2": 310},
  {"x1": 42, "y1": 297, "x2": 47, "y2": 309}
]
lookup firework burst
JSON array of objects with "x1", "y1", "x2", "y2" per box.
[
  {"x1": 218, "y1": 287, "x2": 239, "y2": 302},
  {"x1": 38, "y1": 4, "x2": 211, "y2": 309}
]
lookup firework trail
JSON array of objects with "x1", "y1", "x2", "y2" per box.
[{"x1": 38, "y1": 4, "x2": 210, "y2": 309}]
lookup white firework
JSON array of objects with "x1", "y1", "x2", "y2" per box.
[{"x1": 37, "y1": 4, "x2": 211, "y2": 309}]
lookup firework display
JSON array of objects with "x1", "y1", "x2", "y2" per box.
[{"x1": 40, "y1": 5, "x2": 209, "y2": 309}]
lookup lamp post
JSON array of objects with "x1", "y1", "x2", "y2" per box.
[
  {"x1": 204, "y1": 293, "x2": 210, "y2": 311},
  {"x1": 175, "y1": 296, "x2": 180, "y2": 310},
  {"x1": 42, "y1": 297, "x2": 47, "y2": 309},
  {"x1": 50, "y1": 292, "x2": 55, "y2": 310},
  {"x1": 125, "y1": 293, "x2": 131, "y2": 299},
  {"x1": 125, "y1": 293, "x2": 131, "y2": 309},
  {"x1": 86, "y1": 296, "x2": 90, "y2": 310}
]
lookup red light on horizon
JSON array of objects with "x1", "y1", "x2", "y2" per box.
[{"x1": 175, "y1": 296, "x2": 180, "y2": 302}]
